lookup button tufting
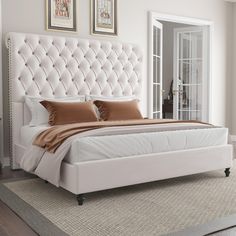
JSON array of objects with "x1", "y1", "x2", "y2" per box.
[
  {"x1": 25, "y1": 92, "x2": 28, "y2": 95},
  {"x1": 38, "y1": 40, "x2": 41, "y2": 44},
  {"x1": 11, "y1": 35, "x2": 142, "y2": 102},
  {"x1": 39, "y1": 92, "x2": 42, "y2": 95}
]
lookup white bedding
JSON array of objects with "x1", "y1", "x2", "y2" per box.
[{"x1": 20, "y1": 125, "x2": 228, "y2": 164}]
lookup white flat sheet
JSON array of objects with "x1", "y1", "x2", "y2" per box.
[
  {"x1": 20, "y1": 125, "x2": 228, "y2": 164},
  {"x1": 20, "y1": 125, "x2": 49, "y2": 147}
]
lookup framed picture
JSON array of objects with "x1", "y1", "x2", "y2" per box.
[
  {"x1": 91, "y1": 0, "x2": 117, "y2": 36},
  {"x1": 46, "y1": 0, "x2": 77, "y2": 32}
]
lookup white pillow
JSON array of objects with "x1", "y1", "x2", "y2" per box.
[
  {"x1": 86, "y1": 95, "x2": 137, "y2": 102},
  {"x1": 25, "y1": 95, "x2": 86, "y2": 126}
]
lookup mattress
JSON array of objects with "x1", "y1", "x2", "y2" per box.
[{"x1": 20, "y1": 125, "x2": 228, "y2": 164}]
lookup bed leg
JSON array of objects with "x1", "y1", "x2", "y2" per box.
[
  {"x1": 45, "y1": 180, "x2": 48, "y2": 184},
  {"x1": 77, "y1": 194, "x2": 85, "y2": 206},
  {"x1": 225, "y1": 168, "x2": 230, "y2": 177}
]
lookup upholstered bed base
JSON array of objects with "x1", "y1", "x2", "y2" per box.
[
  {"x1": 14, "y1": 142, "x2": 233, "y2": 195},
  {"x1": 61, "y1": 145, "x2": 233, "y2": 195}
]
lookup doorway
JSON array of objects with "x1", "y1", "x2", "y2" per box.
[{"x1": 149, "y1": 13, "x2": 212, "y2": 122}]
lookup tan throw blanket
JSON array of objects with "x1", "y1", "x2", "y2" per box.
[
  {"x1": 21, "y1": 119, "x2": 213, "y2": 186},
  {"x1": 33, "y1": 119, "x2": 209, "y2": 153}
]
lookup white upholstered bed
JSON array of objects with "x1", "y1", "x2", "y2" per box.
[{"x1": 7, "y1": 32, "x2": 233, "y2": 205}]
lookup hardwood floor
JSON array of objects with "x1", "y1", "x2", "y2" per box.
[
  {"x1": 0, "y1": 167, "x2": 236, "y2": 236},
  {"x1": 0, "y1": 167, "x2": 38, "y2": 236}
]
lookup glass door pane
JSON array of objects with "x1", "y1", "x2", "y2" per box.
[{"x1": 174, "y1": 27, "x2": 205, "y2": 121}]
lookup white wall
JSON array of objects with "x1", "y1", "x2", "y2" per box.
[
  {"x1": 0, "y1": 1, "x2": 3, "y2": 161},
  {"x1": 231, "y1": 4, "x2": 236, "y2": 134},
  {"x1": 0, "y1": 0, "x2": 234, "y2": 158}
]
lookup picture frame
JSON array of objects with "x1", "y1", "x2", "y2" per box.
[
  {"x1": 46, "y1": 0, "x2": 77, "y2": 32},
  {"x1": 91, "y1": 0, "x2": 117, "y2": 36}
]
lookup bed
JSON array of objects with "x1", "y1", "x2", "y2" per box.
[{"x1": 6, "y1": 32, "x2": 233, "y2": 205}]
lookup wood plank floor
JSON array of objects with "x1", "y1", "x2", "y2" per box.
[
  {"x1": 0, "y1": 167, "x2": 38, "y2": 236},
  {"x1": 0, "y1": 167, "x2": 236, "y2": 236}
]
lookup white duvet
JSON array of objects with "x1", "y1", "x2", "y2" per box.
[{"x1": 19, "y1": 122, "x2": 227, "y2": 186}]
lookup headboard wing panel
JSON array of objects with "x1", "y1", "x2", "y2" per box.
[
  {"x1": 6, "y1": 32, "x2": 143, "y2": 169},
  {"x1": 7, "y1": 32, "x2": 143, "y2": 102}
]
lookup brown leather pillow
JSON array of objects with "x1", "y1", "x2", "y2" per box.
[
  {"x1": 94, "y1": 100, "x2": 143, "y2": 121},
  {"x1": 40, "y1": 101, "x2": 98, "y2": 125}
]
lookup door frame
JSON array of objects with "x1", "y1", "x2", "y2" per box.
[
  {"x1": 148, "y1": 12, "x2": 213, "y2": 122},
  {"x1": 149, "y1": 17, "x2": 163, "y2": 119}
]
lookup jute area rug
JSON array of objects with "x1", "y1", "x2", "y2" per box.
[{"x1": 1, "y1": 169, "x2": 236, "y2": 236}]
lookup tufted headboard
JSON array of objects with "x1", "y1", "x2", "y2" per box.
[{"x1": 6, "y1": 32, "x2": 143, "y2": 168}]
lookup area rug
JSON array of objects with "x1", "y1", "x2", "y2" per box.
[{"x1": 1, "y1": 169, "x2": 236, "y2": 236}]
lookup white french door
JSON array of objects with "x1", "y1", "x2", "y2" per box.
[
  {"x1": 149, "y1": 19, "x2": 163, "y2": 119},
  {"x1": 173, "y1": 26, "x2": 209, "y2": 121}
]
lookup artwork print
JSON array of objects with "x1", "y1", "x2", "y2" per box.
[
  {"x1": 91, "y1": 0, "x2": 117, "y2": 35},
  {"x1": 54, "y1": 0, "x2": 71, "y2": 19},
  {"x1": 47, "y1": 0, "x2": 77, "y2": 32},
  {"x1": 97, "y1": 0, "x2": 113, "y2": 29}
]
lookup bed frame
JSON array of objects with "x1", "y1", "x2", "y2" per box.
[{"x1": 7, "y1": 32, "x2": 233, "y2": 205}]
